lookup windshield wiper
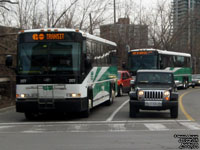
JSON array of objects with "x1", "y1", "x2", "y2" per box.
[
  {"x1": 138, "y1": 81, "x2": 149, "y2": 84},
  {"x1": 150, "y1": 81, "x2": 162, "y2": 84}
]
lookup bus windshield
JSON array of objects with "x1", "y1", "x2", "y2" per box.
[
  {"x1": 18, "y1": 42, "x2": 81, "y2": 75},
  {"x1": 128, "y1": 54, "x2": 158, "y2": 71}
]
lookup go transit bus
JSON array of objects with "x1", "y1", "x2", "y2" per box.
[
  {"x1": 11, "y1": 28, "x2": 118, "y2": 119},
  {"x1": 127, "y1": 49, "x2": 192, "y2": 89}
]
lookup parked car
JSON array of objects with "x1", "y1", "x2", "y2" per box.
[
  {"x1": 129, "y1": 70, "x2": 179, "y2": 118},
  {"x1": 192, "y1": 74, "x2": 200, "y2": 87},
  {"x1": 117, "y1": 71, "x2": 132, "y2": 96}
]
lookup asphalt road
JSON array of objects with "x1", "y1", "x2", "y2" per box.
[{"x1": 0, "y1": 87, "x2": 200, "y2": 150}]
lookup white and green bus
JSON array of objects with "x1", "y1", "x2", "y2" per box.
[
  {"x1": 7, "y1": 28, "x2": 118, "y2": 119},
  {"x1": 127, "y1": 49, "x2": 192, "y2": 89}
]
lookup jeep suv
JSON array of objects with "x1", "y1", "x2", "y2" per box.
[{"x1": 129, "y1": 70, "x2": 179, "y2": 118}]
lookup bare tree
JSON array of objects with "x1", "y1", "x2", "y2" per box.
[
  {"x1": 52, "y1": 0, "x2": 78, "y2": 28},
  {"x1": 0, "y1": 0, "x2": 18, "y2": 11}
]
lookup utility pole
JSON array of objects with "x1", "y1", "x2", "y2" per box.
[
  {"x1": 89, "y1": 13, "x2": 93, "y2": 35},
  {"x1": 114, "y1": 0, "x2": 116, "y2": 24}
]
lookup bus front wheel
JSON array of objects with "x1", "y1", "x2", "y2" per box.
[{"x1": 80, "y1": 99, "x2": 92, "y2": 118}]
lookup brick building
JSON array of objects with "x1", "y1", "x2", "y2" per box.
[
  {"x1": 100, "y1": 18, "x2": 148, "y2": 68},
  {"x1": 0, "y1": 26, "x2": 19, "y2": 76}
]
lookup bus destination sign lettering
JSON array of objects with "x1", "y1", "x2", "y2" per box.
[
  {"x1": 132, "y1": 51, "x2": 153, "y2": 55},
  {"x1": 32, "y1": 33, "x2": 65, "y2": 41}
]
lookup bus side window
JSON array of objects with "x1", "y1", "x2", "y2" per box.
[
  {"x1": 176, "y1": 56, "x2": 184, "y2": 67},
  {"x1": 160, "y1": 55, "x2": 166, "y2": 69},
  {"x1": 184, "y1": 57, "x2": 190, "y2": 67}
]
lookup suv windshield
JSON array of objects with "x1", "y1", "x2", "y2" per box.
[
  {"x1": 18, "y1": 42, "x2": 81, "y2": 75},
  {"x1": 137, "y1": 72, "x2": 173, "y2": 84}
]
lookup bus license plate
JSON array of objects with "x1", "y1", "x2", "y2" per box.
[{"x1": 145, "y1": 101, "x2": 162, "y2": 107}]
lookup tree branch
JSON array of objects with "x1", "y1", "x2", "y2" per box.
[
  {"x1": 0, "y1": 0, "x2": 18, "y2": 4},
  {"x1": 52, "y1": 0, "x2": 78, "y2": 28},
  {"x1": 0, "y1": 5, "x2": 9, "y2": 10}
]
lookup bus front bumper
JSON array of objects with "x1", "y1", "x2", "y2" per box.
[{"x1": 16, "y1": 98, "x2": 88, "y2": 113}]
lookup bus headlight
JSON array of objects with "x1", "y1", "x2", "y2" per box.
[
  {"x1": 16, "y1": 94, "x2": 26, "y2": 98},
  {"x1": 67, "y1": 93, "x2": 81, "y2": 98},
  {"x1": 164, "y1": 91, "x2": 170, "y2": 100}
]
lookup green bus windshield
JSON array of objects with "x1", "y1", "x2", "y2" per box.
[
  {"x1": 128, "y1": 53, "x2": 158, "y2": 71},
  {"x1": 18, "y1": 42, "x2": 81, "y2": 75}
]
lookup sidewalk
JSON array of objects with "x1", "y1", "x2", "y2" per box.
[{"x1": 0, "y1": 98, "x2": 15, "y2": 112}]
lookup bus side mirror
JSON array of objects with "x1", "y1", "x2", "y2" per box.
[
  {"x1": 122, "y1": 62, "x2": 126, "y2": 70},
  {"x1": 160, "y1": 62, "x2": 164, "y2": 69},
  {"x1": 5, "y1": 55, "x2": 13, "y2": 67},
  {"x1": 85, "y1": 55, "x2": 93, "y2": 68}
]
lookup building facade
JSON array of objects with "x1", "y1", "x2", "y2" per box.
[
  {"x1": 0, "y1": 26, "x2": 18, "y2": 76},
  {"x1": 100, "y1": 18, "x2": 148, "y2": 68},
  {"x1": 172, "y1": 0, "x2": 200, "y2": 73}
]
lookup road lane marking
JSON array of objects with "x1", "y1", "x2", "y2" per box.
[
  {"x1": 0, "y1": 121, "x2": 199, "y2": 133},
  {"x1": 109, "y1": 124, "x2": 126, "y2": 131},
  {"x1": 0, "y1": 120, "x2": 191, "y2": 126},
  {"x1": 0, "y1": 126, "x2": 13, "y2": 129},
  {"x1": 180, "y1": 122, "x2": 200, "y2": 130},
  {"x1": 179, "y1": 90, "x2": 200, "y2": 121},
  {"x1": 106, "y1": 99, "x2": 129, "y2": 122},
  {"x1": 144, "y1": 123, "x2": 169, "y2": 131}
]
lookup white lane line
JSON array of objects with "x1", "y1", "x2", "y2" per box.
[
  {"x1": 109, "y1": 124, "x2": 126, "y2": 131},
  {"x1": 0, "y1": 120, "x2": 191, "y2": 126},
  {"x1": 0, "y1": 126, "x2": 13, "y2": 129},
  {"x1": 106, "y1": 99, "x2": 129, "y2": 122},
  {"x1": 180, "y1": 122, "x2": 200, "y2": 130},
  {"x1": 22, "y1": 130, "x2": 44, "y2": 133},
  {"x1": 144, "y1": 123, "x2": 169, "y2": 131}
]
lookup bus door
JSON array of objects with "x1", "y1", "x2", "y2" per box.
[{"x1": 37, "y1": 85, "x2": 55, "y2": 109}]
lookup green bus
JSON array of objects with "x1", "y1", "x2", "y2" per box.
[
  {"x1": 127, "y1": 49, "x2": 192, "y2": 89},
  {"x1": 6, "y1": 28, "x2": 118, "y2": 119}
]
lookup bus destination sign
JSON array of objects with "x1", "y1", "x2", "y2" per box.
[
  {"x1": 19, "y1": 32, "x2": 83, "y2": 43},
  {"x1": 32, "y1": 33, "x2": 65, "y2": 41},
  {"x1": 132, "y1": 51, "x2": 153, "y2": 55}
]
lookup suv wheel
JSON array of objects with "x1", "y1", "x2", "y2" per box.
[
  {"x1": 129, "y1": 105, "x2": 138, "y2": 118},
  {"x1": 170, "y1": 106, "x2": 178, "y2": 118},
  {"x1": 25, "y1": 112, "x2": 37, "y2": 120}
]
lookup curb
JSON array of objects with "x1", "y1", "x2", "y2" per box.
[{"x1": 0, "y1": 105, "x2": 15, "y2": 113}]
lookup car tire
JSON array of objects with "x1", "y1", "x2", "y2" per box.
[
  {"x1": 80, "y1": 98, "x2": 92, "y2": 118},
  {"x1": 183, "y1": 80, "x2": 188, "y2": 89},
  {"x1": 129, "y1": 105, "x2": 138, "y2": 118},
  {"x1": 117, "y1": 86, "x2": 123, "y2": 97},
  {"x1": 105, "y1": 88, "x2": 115, "y2": 106},
  {"x1": 170, "y1": 106, "x2": 178, "y2": 118},
  {"x1": 25, "y1": 112, "x2": 37, "y2": 120}
]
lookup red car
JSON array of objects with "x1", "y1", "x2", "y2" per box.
[{"x1": 117, "y1": 71, "x2": 132, "y2": 96}]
